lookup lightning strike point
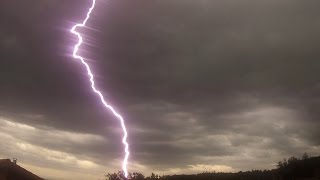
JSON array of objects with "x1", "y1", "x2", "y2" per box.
[{"x1": 69, "y1": 0, "x2": 130, "y2": 177}]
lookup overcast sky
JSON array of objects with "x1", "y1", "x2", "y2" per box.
[{"x1": 1, "y1": 0, "x2": 320, "y2": 179}]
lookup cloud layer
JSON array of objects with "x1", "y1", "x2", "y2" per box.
[{"x1": 1, "y1": 0, "x2": 320, "y2": 179}]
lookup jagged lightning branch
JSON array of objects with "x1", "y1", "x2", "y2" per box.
[{"x1": 70, "y1": 0, "x2": 130, "y2": 177}]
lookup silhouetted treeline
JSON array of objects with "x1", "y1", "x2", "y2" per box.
[
  {"x1": 106, "y1": 153, "x2": 320, "y2": 180},
  {"x1": 106, "y1": 171, "x2": 275, "y2": 180},
  {"x1": 275, "y1": 153, "x2": 320, "y2": 180}
]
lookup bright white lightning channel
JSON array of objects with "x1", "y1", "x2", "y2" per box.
[{"x1": 70, "y1": 0, "x2": 130, "y2": 177}]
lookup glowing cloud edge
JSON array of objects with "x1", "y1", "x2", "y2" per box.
[{"x1": 70, "y1": 0, "x2": 129, "y2": 177}]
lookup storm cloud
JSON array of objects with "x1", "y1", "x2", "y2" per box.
[{"x1": 1, "y1": 0, "x2": 320, "y2": 179}]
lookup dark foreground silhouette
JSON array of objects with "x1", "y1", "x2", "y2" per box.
[
  {"x1": 0, "y1": 153, "x2": 318, "y2": 180},
  {"x1": 106, "y1": 153, "x2": 320, "y2": 180},
  {"x1": 0, "y1": 159, "x2": 43, "y2": 180}
]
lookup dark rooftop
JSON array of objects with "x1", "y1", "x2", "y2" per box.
[{"x1": 0, "y1": 159, "x2": 43, "y2": 180}]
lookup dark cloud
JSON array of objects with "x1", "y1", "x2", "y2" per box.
[{"x1": 1, "y1": 0, "x2": 320, "y2": 179}]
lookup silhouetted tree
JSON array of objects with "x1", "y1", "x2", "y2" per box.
[
  {"x1": 146, "y1": 173, "x2": 160, "y2": 180},
  {"x1": 302, "y1": 152, "x2": 309, "y2": 160},
  {"x1": 106, "y1": 171, "x2": 145, "y2": 180},
  {"x1": 106, "y1": 171, "x2": 126, "y2": 180},
  {"x1": 277, "y1": 160, "x2": 284, "y2": 169},
  {"x1": 131, "y1": 172, "x2": 145, "y2": 180}
]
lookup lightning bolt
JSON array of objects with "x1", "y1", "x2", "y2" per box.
[{"x1": 70, "y1": 0, "x2": 130, "y2": 177}]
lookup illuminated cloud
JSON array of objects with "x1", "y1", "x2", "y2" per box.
[{"x1": 1, "y1": 0, "x2": 320, "y2": 179}]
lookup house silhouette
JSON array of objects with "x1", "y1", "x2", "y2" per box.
[{"x1": 0, "y1": 159, "x2": 43, "y2": 180}]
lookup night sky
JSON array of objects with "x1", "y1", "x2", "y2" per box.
[{"x1": 1, "y1": 0, "x2": 320, "y2": 179}]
